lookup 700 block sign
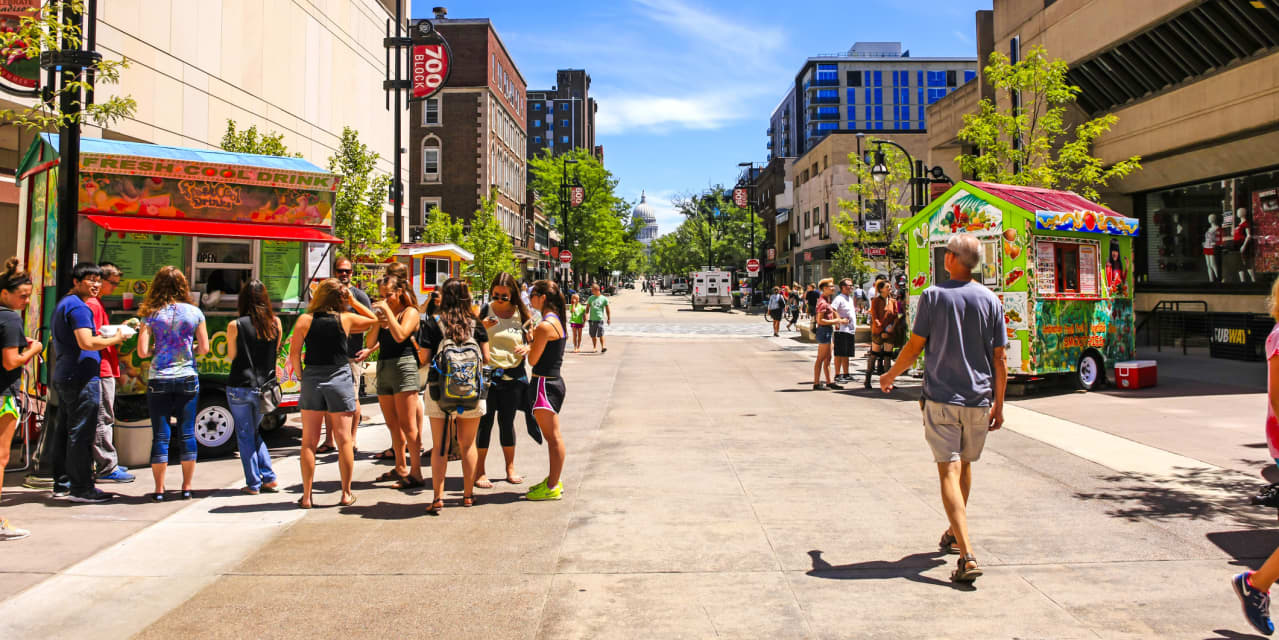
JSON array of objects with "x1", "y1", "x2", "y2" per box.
[{"x1": 411, "y1": 44, "x2": 450, "y2": 100}]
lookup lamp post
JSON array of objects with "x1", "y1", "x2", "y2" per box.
[
  {"x1": 558, "y1": 155, "x2": 580, "y2": 288},
  {"x1": 868, "y1": 138, "x2": 951, "y2": 214},
  {"x1": 737, "y1": 161, "x2": 762, "y2": 304}
]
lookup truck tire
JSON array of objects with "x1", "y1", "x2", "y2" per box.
[
  {"x1": 194, "y1": 394, "x2": 236, "y2": 457},
  {"x1": 1076, "y1": 351, "x2": 1105, "y2": 391}
]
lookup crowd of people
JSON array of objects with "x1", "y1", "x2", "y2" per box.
[{"x1": 0, "y1": 255, "x2": 577, "y2": 539}]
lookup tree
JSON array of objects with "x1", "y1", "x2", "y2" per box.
[
  {"x1": 0, "y1": 0, "x2": 135, "y2": 131},
  {"x1": 957, "y1": 45, "x2": 1141, "y2": 203},
  {"x1": 459, "y1": 189, "x2": 519, "y2": 291},
  {"x1": 527, "y1": 148, "x2": 638, "y2": 280},
  {"x1": 328, "y1": 127, "x2": 396, "y2": 263},
  {"x1": 220, "y1": 120, "x2": 300, "y2": 157},
  {"x1": 669, "y1": 186, "x2": 765, "y2": 271},
  {"x1": 832, "y1": 144, "x2": 913, "y2": 281},
  {"x1": 418, "y1": 205, "x2": 464, "y2": 245}
]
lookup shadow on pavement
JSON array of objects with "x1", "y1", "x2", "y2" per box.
[
  {"x1": 1207, "y1": 529, "x2": 1279, "y2": 567},
  {"x1": 1073, "y1": 468, "x2": 1274, "y2": 528},
  {"x1": 1204, "y1": 629, "x2": 1269, "y2": 639},
  {"x1": 805, "y1": 549, "x2": 974, "y2": 591},
  {"x1": 209, "y1": 500, "x2": 304, "y2": 514}
]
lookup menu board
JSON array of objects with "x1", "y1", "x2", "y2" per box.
[
  {"x1": 1035, "y1": 241, "x2": 1056, "y2": 293},
  {"x1": 1078, "y1": 245, "x2": 1098, "y2": 295},
  {"x1": 95, "y1": 228, "x2": 184, "y2": 296},
  {"x1": 260, "y1": 241, "x2": 301, "y2": 303}
]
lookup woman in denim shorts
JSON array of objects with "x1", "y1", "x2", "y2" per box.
[
  {"x1": 289, "y1": 278, "x2": 379, "y2": 509},
  {"x1": 811, "y1": 278, "x2": 847, "y2": 391}
]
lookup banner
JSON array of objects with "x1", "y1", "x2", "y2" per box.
[
  {"x1": 0, "y1": 0, "x2": 40, "y2": 97},
  {"x1": 79, "y1": 172, "x2": 335, "y2": 227}
]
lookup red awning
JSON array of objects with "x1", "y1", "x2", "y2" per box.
[
  {"x1": 967, "y1": 181, "x2": 1120, "y2": 217},
  {"x1": 85, "y1": 214, "x2": 343, "y2": 244}
]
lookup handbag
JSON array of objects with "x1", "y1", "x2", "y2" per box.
[{"x1": 238, "y1": 317, "x2": 282, "y2": 415}]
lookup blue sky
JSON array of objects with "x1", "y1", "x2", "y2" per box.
[{"x1": 411, "y1": 0, "x2": 990, "y2": 236}]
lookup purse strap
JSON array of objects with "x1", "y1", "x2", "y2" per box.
[{"x1": 237, "y1": 317, "x2": 270, "y2": 388}]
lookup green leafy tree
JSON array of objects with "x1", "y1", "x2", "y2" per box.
[
  {"x1": 418, "y1": 205, "x2": 464, "y2": 245},
  {"x1": 459, "y1": 189, "x2": 519, "y2": 291},
  {"x1": 833, "y1": 144, "x2": 913, "y2": 280},
  {"x1": 528, "y1": 148, "x2": 638, "y2": 280},
  {"x1": 220, "y1": 120, "x2": 301, "y2": 157},
  {"x1": 0, "y1": 0, "x2": 135, "y2": 130},
  {"x1": 328, "y1": 126, "x2": 396, "y2": 263},
  {"x1": 957, "y1": 45, "x2": 1141, "y2": 202},
  {"x1": 670, "y1": 187, "x2": 766, "y2": 271}
]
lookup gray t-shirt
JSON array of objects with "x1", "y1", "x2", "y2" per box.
[
  {"x1": 911, "y1": 279, "x2": 1007, "y2": 408},
  {"x1": 345, "y1": 285, "x2": 372, "y2": 357}
]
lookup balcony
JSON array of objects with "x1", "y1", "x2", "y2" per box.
[
  {"x1": 767, "y1": 139, "x2": 773, "y2": 148},
  {"x1": 809, "y1": 95, "x2": 839, "y2": 105},
  {"x1": 809, "y1": 110, "x2": 840, "y2": 121},
  {"x1": 807, "y1": 77, "x2": 840, "y2": 89}
]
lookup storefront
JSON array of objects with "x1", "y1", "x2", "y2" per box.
[{"x1": 17, "y1": 135, "x2": 343, "y2": 455}]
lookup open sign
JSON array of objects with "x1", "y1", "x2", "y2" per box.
[{"x1": 412, "y1": 44, "x2": 450, "y2": 100}]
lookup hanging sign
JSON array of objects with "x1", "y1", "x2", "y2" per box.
[
  {"x1": 733, "y1": 188, "x2": 748, "y2": 207},
  {"x1": 409, "y1": 21, "x2": 452, "y2": 102},
  {"x1": 0, "y1": 0, "x2": 40, "y2": 98},
  {"x1": 569, "y1": 186, "x2": 584, "y2": 207}
]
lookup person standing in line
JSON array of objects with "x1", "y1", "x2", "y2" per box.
[
  {"x1": 832, "y1": 279, "x2": 858, "y2": 382},
  {"x1": 136, "y1": 266, "x2": 210, "y2": 501},
  {"x1": 50, "y1": 263, "x2": 127, "y2": 504},
  {"x1": 85, "y1": 262, "x2": 134, "y2": 484},
  {"x1": 1232, "y1": 277, "x2": 1279, "y2": 636},
  {"x1": 811, "y1": 279, "x2": 846, "y2": 390},
  {"x1": 475, "y1": 272, "x2": 531, "y2": 489},
  {"x1": 525, "y1": 280, "x2": 568, "y2": 501},
  {"x1": 879, "y1": 234, "x2": 1007, "y2": 583},
  {"x1": 416, "y1": 278, "x2": 489, "y2": 513},
  {"x1": 225, "y1": 280, "x2": 281, "y2": 495},
  {"x1": 290, "y1": 279, "x2": 379, "y2": 509},
  {"x1": 567, "y1": 293, "x2": 587, "y2": 353},
  {"x1": 364, "y1": 274, "x2": 424, "y2": 490},
  {"x1": 321, "y1": 257, "x2": 371, "y2": 456},
  {"x1": 767, "y1": 286, "x2": 785, "y2": 337},
  {"x1": 0, "y1": 258, "x2": 44, "y2": 538},
  {"x1": 585, "y1": 284, "x2": 611, "y2": 354}
]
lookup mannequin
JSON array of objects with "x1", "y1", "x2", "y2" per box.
[
  {"x1": 1203, "y1": 214, "x2": 1221, "y2": 282},
  {"x1": 1234, "y1": 207, "x2": 1256, "y2": 283}
]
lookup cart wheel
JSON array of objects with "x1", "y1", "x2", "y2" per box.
[
  {"x1": 1076, "y1": 351, "x2": 1105, "y2": 391},
  {"x1": 194, "y1": 394, "x2": 236, "y2": 457}
]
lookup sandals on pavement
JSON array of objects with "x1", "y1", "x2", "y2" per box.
[
  {"x1": 373, "y1": 448, "x2": 396, "y2": 461},
  {"x1": 951, "y1": 554, "x2": 983, "y2": 582},
  {"x1": 461, "y1": 495, "x2": 475, "y2": 507},
  {"x1": 375, "y1": 470, "x2": 406, "y2": 483},
  {"x1": 426, "y1": 498, "x2": 444, "y2": 515},
  {"x1": 339, "y1": 494, "x2": 357, "y2": 507},
  {"x1": 315, "y1": 444, "x2": 336, "y2": 455},
  {"x1": 393, "y1": 476, "x2": 424, "y2": 491},
  {"x1": 939, "y1": 531, "x2": 960, "y2": 555}
]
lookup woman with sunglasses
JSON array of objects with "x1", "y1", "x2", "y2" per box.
[
  {"x1": 525, "y1": 280, "x2": 568, "y2": 501},
  {"x1": 475, "y1": 272, "x2": 531, "y2": 488}
]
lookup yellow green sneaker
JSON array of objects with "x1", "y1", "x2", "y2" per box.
[{"x1": 526, "y1": 481, "x2": 562, "y2": 501}]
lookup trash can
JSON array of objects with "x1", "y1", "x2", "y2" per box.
[
  {"x1": 1210, "y1": 313, "x2": 1274, "y2": 361},
  {"x1": 114, "y1": 418, "x2": 153, "y2": 469}
]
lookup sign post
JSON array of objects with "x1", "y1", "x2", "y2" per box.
[
  {"x1": 569, "y1": 185, "x2": 584, "y2": 207},
  {"x1": 746, "y1": 258, "x2": 760, "y2": 277},
  {"x1": 560, "y1": 250, "x2": 573, "y2": 264}
]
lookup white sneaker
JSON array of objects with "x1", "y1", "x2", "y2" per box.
[{"x1": 0, "y1": 518, "x2": 30, "y2": 541}]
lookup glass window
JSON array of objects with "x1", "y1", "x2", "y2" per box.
[
  {"x1": 561, "y1": 119, "x2": 569, "y2": 127},
  {"x1": 964, "y1": 70, "x2": 977, "y2": 83},
  {"x1": 423, "y1": 98, "x2": 440, "y2": 126},
  {"x1": 873, "y1": 70, "x2": 882, "y2": 86},
  {"x1": 927, "y1": 88, "x2": 947, "y2": 103},
  {"x1": 423, "y1": 146, "x2": 439, "y2": 178},
  {"x1": 874, "y1": 88, "x2": 882, "y2": 104},
  {"x1": 846, "y1": 88, "x2": 858, "y2": 103},
  {"x1": 560, "y1": 103, "x2": 570, "y2": 111},
  {"x1": 928, "y1": 70, "x2": 947, "y2": 87},
  {"x1": 533, "y1": 136, "x2": 541, "y2": 144},
  {"x1": 532, "y1": 103, "x2": 541, "y2": 111},
  {"x1": 533, "y1": 119, "x2": 541, "y2": 128},
  {"x1": 847, "y1": 71, "x2": 862, "y2": 87},
  {"x1": 917, "y1": 70, "x2": 924, "y2": 87},
  {"x1": 560, "y1": 136, "x2": 569, "y2": 144},
  {"x1": 194, "y1": 238, "x2": 255, "y2": 301}
]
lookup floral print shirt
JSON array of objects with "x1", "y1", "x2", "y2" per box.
[{"x1": 144, "y1": 303, "x2": 204, "y2": 380}]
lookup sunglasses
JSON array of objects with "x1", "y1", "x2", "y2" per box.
[
  {"x1": 335, "y1": 268, "x2": 353, "y2": 274},
  {"x1": 492, "y1": 294, "x2": 511, "y2": 301}
]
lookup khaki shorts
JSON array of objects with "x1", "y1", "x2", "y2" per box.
[
  {"x1": 921, "y1": 398, "x2": 991, "y2": 463},
  {"x1": 421, "y1": 388, "x2": 486, "y2": 420}
]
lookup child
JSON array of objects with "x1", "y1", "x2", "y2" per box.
[{"x1": 568, "y1": 293, "x2": 587, "y2": 353}]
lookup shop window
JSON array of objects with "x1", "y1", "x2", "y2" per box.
[
  {"x1": 1035, "y1": 240, "x2": 1099, "y2": 298},
  {"x1": 194, "y1": 238, "x2": 256, "y2": 302},
  {"x1": 420, "y1": 257, "x2": 449, "y2": 289}
]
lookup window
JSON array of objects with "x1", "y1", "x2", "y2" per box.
[
  {"x1": 847, "y1": 70, "x2": 862, "y2": 87},
  {"x1": 420, "y1": 257, "x2": 449, "y2": 288},
  {"x1": 560, "y1": 103, "x2": 569, "y2": 111},
  {"x1": 927, "y1": 88, "x2": 947, "y2": 104},
  {"x1": 560, "y1": 119, "x2": 569, "y2": 127},
  {"x1": 946, "y1": 70, "x2": 957, "y2": 86},
  {"x1": 533, "y1": 119, "x2": 541, "y2": 128},
  {"x1": 421, "y1": 137, "x2": 440, "y2": 181},
  {"x1": 419, "y1": 198, "x2": 441, "y2": 226},
  {"x1": 873, "y1": 70, "x2": 882, "y2": 86},
  {"x1": 1036, "y1": 240, "x2": 1100, "y2": 297},
  {"x1": 927, "y1": 70, "x2": 947, "y2": 87},
  {"x1": 560, "y1": 135, "x2": 569, "y2": 144},
  {"x1": 533, "y1": 103, "x2": 542, "y2": 111},
  {"x1": 533, "y1": 136, "x2": 542, "y2": 144},
  {"x1": 846, "y1": 88, "x2": 858, "y2": 104},
  {"x1": 422, "y1": 97, "x2": 440, "y2": 126},
  {"x1": 964, "y1": 70, "x2": 977, "y2": 84},
  {"x1": 193, "y1": 238, "x2": 256, "y2": 303}
]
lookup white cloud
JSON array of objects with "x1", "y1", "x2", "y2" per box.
[
  {"x1": 953, "y1": 30, "x2": 972, "y2": 45},
  {"x1": 631, "y1": 0, "x2": 785, "y2": 64},
  {"x1": 595, "y1": 93, "x2": 748, "y2": 135}
]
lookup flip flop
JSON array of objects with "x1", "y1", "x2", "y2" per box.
[
  {"x1": 376, "y1": 470, "x2": 406, "y2": 483},
  {"x1": 315, "y1": 444, "x2": 336, "y2": 455},
  {"x1": 393, "y1": 476, "x2": 425, "y2": 490},
  {"x1": 297, "y1": 497, "x2": 312, "y2": 510},
  {"x1": 339, "y1": 495, "x2": 357, "y2": 507},
  {"x1": 373, "y1": 448, "x2": 396, "y2": 461}
]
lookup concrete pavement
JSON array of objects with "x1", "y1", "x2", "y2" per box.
[{"x1": 2, "y1": 288, "x2": 1276, "y2": 639}]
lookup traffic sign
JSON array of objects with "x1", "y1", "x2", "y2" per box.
[
  {"x1": 560, "y1": 250, "x2": 573, "y2": 263},
  {"x1": 569, "y1": 186, "x2": 584, "y2": 207},
  {"x1": 733, "y1": 188, "x2": 748, "y2": 208},
  {"x1": 746, "y1": 258, "x2": 760, "y2": 276}
]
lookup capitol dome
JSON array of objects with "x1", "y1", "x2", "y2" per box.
[{"x1": 632, "y1": 191, "x2": 659, "y2": 246}]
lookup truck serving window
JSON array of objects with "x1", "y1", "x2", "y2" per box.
[{"x1": 1035, "y1": 240, "x2": 1099, "y2": 298}]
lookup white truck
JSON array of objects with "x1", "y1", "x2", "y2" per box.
[
  {"x1": 690, "y1": 270, "x2": 732, "y2": 311},
  {"x1": 670, "y1": 276, "x2": 689, "y2": 295}
]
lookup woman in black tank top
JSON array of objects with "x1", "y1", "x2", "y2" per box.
[
  {"x1": 360, "y1": 274, "x2": 423, "y2": 489},
  {"x1": 525, "y1": 280, "x2": 568, "y2": 502},
  {"x1": 287, "y1": 278, "x2": 379, "y2": 509},
  {"x1": 225, "y1": 280, "x2": 283, "y2": 495}
]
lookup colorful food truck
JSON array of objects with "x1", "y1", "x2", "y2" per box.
[
  {"x1": 900, "y1": 181, "x2": 1139, "y2": 390},
  {"x1": 359, "y1": 243, "x2": 473, "y2": 296},
  {"x1": 16, "y1": 134, "x2": 344, "y2": 455}
]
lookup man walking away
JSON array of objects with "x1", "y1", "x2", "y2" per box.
[
  {"x1": 86, "y1": 263, "x2": 133, "y2": 483},
  {"x1": 586, "y1": 284, "x2": 611, "y2": 353},
  {"x1": 879, "y1": 234, "x2": 1007, "y2": 583},
  {"x1": 51, "y1": 263, "x2": 127, "y2": 503},
  {"x1": 832, "y1": 279, "x2": 857, "y2": 382}
]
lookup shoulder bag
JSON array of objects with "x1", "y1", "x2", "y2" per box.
[{"x1": 238, "y1": 317, "x2": 283, "y2": 415}]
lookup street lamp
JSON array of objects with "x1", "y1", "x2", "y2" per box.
[
  {"x1": 558, "y1": 156, "x2": 580, "y2": 288},
  {"x1": 867, "y1": 138, "x2": 952, "y2": 214},
  {"x1": 738, "y1": 161, "x2": 762, "y2": 305}
]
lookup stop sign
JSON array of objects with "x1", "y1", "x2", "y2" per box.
[
  {"x1": 746, "y1": 258, "x2": 760, "y2": 275},
  {"x1": 560, "y1": 250, "x2": 573, "y2": 263}
]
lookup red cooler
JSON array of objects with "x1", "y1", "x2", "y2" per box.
[{"x1": 1114, "y1": 360, "x2": 1157, "y2": 389}]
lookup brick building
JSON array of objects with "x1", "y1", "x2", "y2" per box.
[{"x1": 526, "y1": 69, "x2": 600, "y2": 161}]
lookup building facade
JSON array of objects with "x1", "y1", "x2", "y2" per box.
[
  {"x1": 767, "y1": 42, "x2": 977, "y2": 160},
  {"x1": 526, "y1": 69, "x2": 599, "y2": 161},
  {"x1": 929, "y1": 0, "x2": 1279, "y2": 313},
  {"x1": 631, "y1": 192, "x2": 659, "y2": 251},
  {"x1": 0, "y1": 0, "x2": 410, "y2": 260},
  {"x1": 408, "y1": 17, "x2": 528, "y2": 262},
  {"x1": 743, "y1": 157, "x2": 790, "y2": 288}
]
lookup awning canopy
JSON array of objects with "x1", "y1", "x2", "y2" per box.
[{"x1": 85, "y1": 214, "x2": 343, "y2": 244}]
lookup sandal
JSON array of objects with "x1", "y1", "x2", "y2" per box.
[
  {"x1": 373, "y1": 448, "x2": 396, "y2": 461},
  {"x1": 393, "y1": 476, "x2": 424, "y2": 490},
  {"x1": 426, "y1": 498, "x2": 444, "y2": 515},
  {"x1": 461, "y1": 495, "x2": 474, "y2": 507},
  {"x1": 297, "y1": 497, "x2": 312, "y2": 510},
  {"x1": 375, "y1": 470, "x2": 406, "y2": 483},
  {"x1": 315, "y1": 444, "x2": 336, "y2": 455},
  {"x1": 951, "y1": 554, "x2": 983, "y2": 582},
  {"x1": 939, "y1": 531, "x2": 960, "y2": 555},
  {"x1": 339, "y1": 494, "x2": 357, "y2": 507}
]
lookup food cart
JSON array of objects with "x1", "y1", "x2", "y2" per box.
[
  {"x1": 359, "y1": 243, "x2": 472, "y2": 296},
  {"x1": 16, "y1": 134, "x2": 343, "y2": 456},
  {"x1": 900, "y1": 181, "x2": 1139, "y2": 390}
]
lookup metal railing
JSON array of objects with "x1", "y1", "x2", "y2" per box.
[{"x1": 1139, "y1": 300, "x2": 1209, "y2": 354}]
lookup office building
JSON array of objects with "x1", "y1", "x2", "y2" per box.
[
  {"x1": 767, "y1": 42, "x2": 977, "y2": 160},
  {"x1": 526, "y1": 68, "x2": 601, "y2": 161}
]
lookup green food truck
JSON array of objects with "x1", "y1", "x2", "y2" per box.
[
  {"x1": 17, "y1": 134, "x2": 344, "y2": 456},
  {"x1": 899, "y1": 181, "x2": 1140, "y2": 390}
]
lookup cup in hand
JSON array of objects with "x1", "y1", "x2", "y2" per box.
[{"x1": 122, "y1": 292, "x2": 134, "y2": 310}]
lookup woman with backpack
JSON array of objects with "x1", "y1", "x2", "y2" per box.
[
  {"x1": 475, "y1": 272, "x2": 531, "y2": 489},
  {"x1": 136, "y1": 266, "x2": 210, "y2": 501},
  {"x1": 767, "y1": 286, "x2": 785, "y2": 337},
  {"x1": 362, "y1": 274, "x2": 423, "y2": 490},
  {"x1": 417, "y1": 277, "x2": 489, "y2": 514},
  {"x1": 288, "y1": 278, "x2": 379, "y2": 509},
  {"x1": 224, "y1": 280, "x2": 281, "y2": 495},
  {"x1": 525, "y1": 280, "x2": 568, "y2": 501}
]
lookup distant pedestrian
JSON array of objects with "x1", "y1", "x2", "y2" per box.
[
  {"x1": 568, "y1": 293, "x2": 587, "y2": 352},
  {"x1": 879, "y1": 234, "x2": 1007, "y2": 583},
  {"x1": 832, "y1": 279, "x2": 857, "y2": 382},
  {"x1": 136, "y1": 266, "x2": 210, "y2": 501},
  {"x1": 476, "y1": 272, "x2": 531, "y2": 489},
  {"x1": 225, "y1": 280, "x2": 281, "y2": 495},
  {"x1": 1230, "y1": 277, "x2": 1279, "y2": 636},
  {"x1": 0, "y1": 258, "x2": 43, "y2": 539},
  {"x1": 86, "y1": 262, "x2": 134, "y2": 484},
  {"x1": 526, "y1": 280, "x2": 568, "y2": 501},
  {"x1": 864, "y1": 280, "x2": 901, "y2": 389},
  {"x1": 767, "y1": 286, "x2": 785, "y2": 337},
  {"x1": 804, "y1": 283, "x2": 819, "y2": 320},
  {"x1": 586, "y1": 284, "x2": 611, "y2": 354},
  {"x1": 811, "y1": 278, "x2": 846, "y2": 390},
  {"x1": 289, "y1": 278, "x2": 379, "y2": 509},
  {"x1": 853, "y1": 283, "x2": 868, "y2": 314},
  {"x1": 787, "y1": 285, "x2": 801, "y2": 330}
]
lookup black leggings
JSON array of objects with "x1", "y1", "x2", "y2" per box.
[{"x1": 478, "y1": 376, "x2": 526, "y2": 449}]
